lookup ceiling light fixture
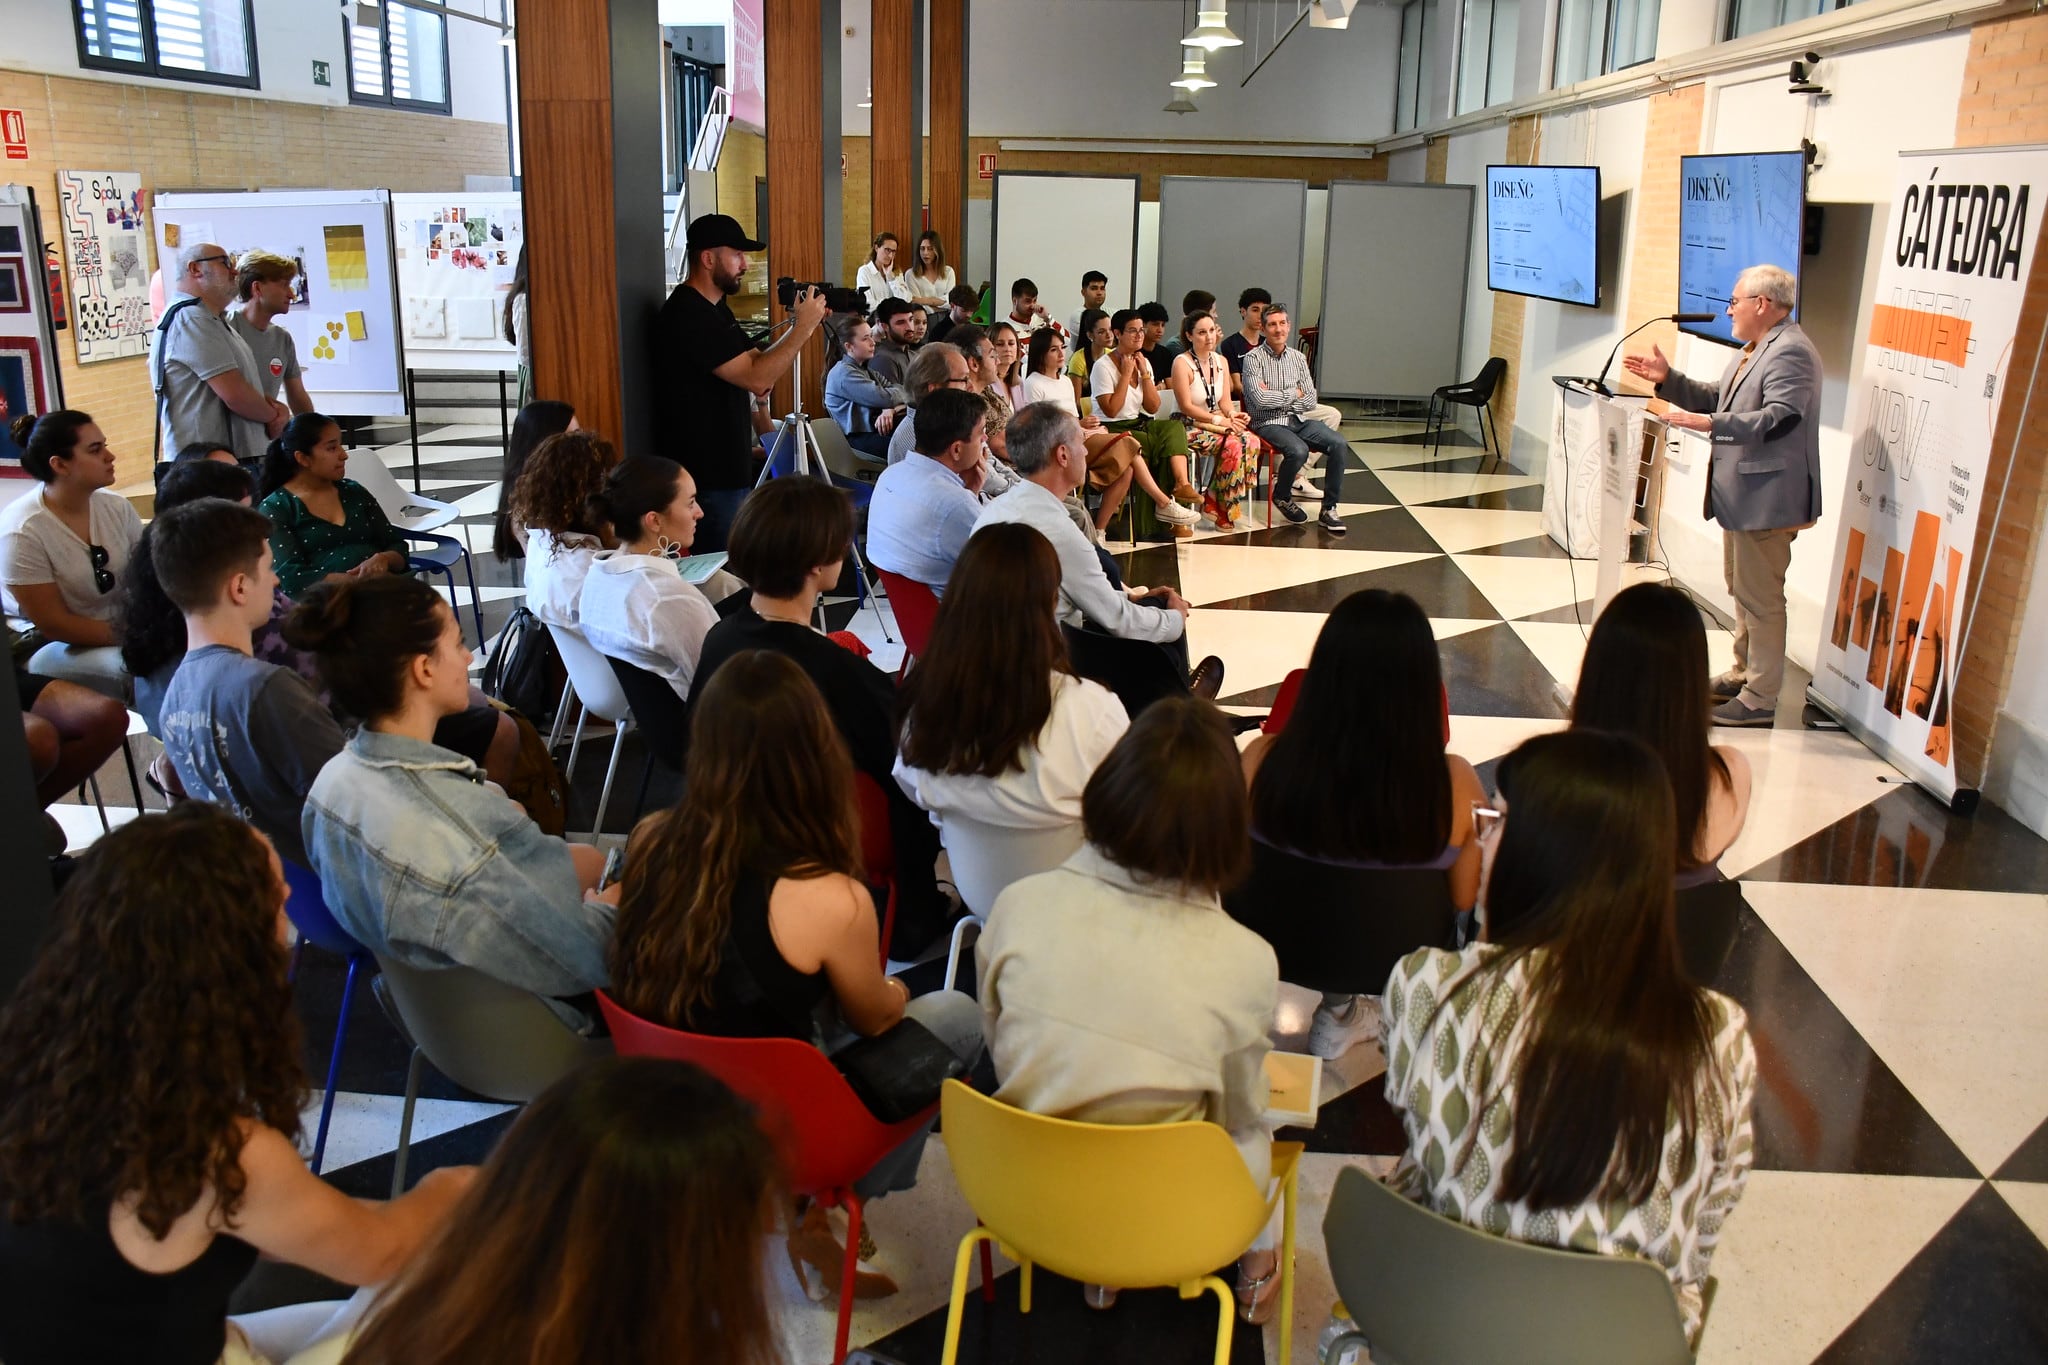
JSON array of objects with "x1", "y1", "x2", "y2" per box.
[
  {"x1": 1181, "y1": 6, "x2": 1243, "y2": 50},
  {"x1": 1164, "y1": 90, "x2": 1199, "y2": 113},
  {"x1": 1170, "y1": 54, "x2": 1217, "y2": 90}
]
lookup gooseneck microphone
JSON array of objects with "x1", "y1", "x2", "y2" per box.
[{"x1": 1576, "y1": 313, "x2": 1719, "y2": 396}]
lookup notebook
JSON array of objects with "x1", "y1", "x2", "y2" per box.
[
  {"x1": 1263, "y1": 1050, "x2": 1322, "y2": 1128},
  {"x1": 672, "y1": 551, "x2": 730, "y2": 585}
]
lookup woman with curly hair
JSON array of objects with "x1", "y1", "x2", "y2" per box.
[
  {"x1": 490, "y1": 398, "x2": 577, "y2": 562},
  {"x1": 0, "y1": 804, "x2": 474, "y2": 1365},
  {"x1": 509, "y1": 429, "x2": 619, "y2": 629}
]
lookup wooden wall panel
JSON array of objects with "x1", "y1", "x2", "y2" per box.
[
  {"x1": 930, "y1": 0, "x2": 968, "y2": 266},
  {"x1": 520, "y1": 98, "x2": 622, "y2": 441},
  {"x1": 767, "y1": 0, "x2": 828, "y2": 415},
  {"x1": 871, "y1": 0, "x2": 918, "y2": 246}
]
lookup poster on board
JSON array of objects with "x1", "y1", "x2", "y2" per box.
[
  {"x1": 57, "y1": 170, "x2": 150, "y2": 363},
  {"x1": 1813, "y1": 144, "x2": 2048, "y2": 802},
  {"x1": 392, "y1": 193, "x2": 523, "y2": 369}
]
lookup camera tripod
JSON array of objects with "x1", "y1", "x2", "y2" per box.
[{"x1": 752, "y1": 345, "x2": 894, "y2": 643}]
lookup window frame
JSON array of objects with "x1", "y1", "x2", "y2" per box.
[
  {"x1": 1724, "y1": 0, "x2": 1853, "y2": 42},
  {"x1": 72, "y1": 0, "x2": 261, "y2": 90},
  {"x1": 345, "y1": 2, "x2": 454, "y2": 117},
  {"x1": 1552, "y1": 0, "x2": 1658, "y2": 88}
]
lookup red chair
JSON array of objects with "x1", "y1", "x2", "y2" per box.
[
  {"x1": 1263, "y1": 668, "x2": 1453, "y2": 744},
  {"x1": 853, "y1": 772, "x2": 898, "y2": 965},
  {"x1": 874, "y1": 568, "x2": 942, "y2": 674},
  {"x1": 594, "y1": 992, "x2": 989, "y2": 1362}
]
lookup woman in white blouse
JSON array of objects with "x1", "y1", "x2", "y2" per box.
[
  {"x1": 576, "y1": 456, "x2": 722, "y2": 699},
  {"x1": 854, "y1": 232, "x2": 906, "y2": 310},
  {"x1": 989, "y1": 321, "x2": 1028, "y2": 414},
  {"x1": 895, "y1": 523, "x2": 1129, "y2": 899},
  {"x1": 900, "y1": 231, "x2": 956, "y2": 310},
  {"x1": 507, "y1": 429, "x2": 619, "y2": 629},
  {"x1": 1171, "y1": 313, "x2": 1261, "y2": 530},
  {"x1": 1020, "y1": 329, "x2": 1196, "y2": 534}
]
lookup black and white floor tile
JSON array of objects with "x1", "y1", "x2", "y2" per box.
[{"x1": 60, "y1": 415, "x2": 2048, "y2": 1362}]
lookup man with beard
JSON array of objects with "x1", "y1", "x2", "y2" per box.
[{"x1": 655, "y1": 214, "x2": 829, "y2": 552}]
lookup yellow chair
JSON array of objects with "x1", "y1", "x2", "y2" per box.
[{"x1": 937, "y1": 1079, "x2": 1303, "y2": 1365}]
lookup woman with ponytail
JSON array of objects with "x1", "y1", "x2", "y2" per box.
[
  {"x1": 576, "y1": 455, "x2": 728, "y2": 700},
  {"x1": 256, "y1": 414, "x2": 406, "y2": 597}
]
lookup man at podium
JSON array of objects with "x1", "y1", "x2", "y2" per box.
[{"x1": 1624, "y1": 264, "x2": 1821, "y2": 728}]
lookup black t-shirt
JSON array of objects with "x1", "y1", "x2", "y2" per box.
[
  {"x1": 1142, "y1": 344, "x2": 1172, "y2": 384},
  {"x1": 653, "y1": 283, "x2": 758, "y2": 490},
  {"x1": 1220, "y1": 332, "x2": 1256, "y2": 375}
]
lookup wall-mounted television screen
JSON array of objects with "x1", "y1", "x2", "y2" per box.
[
  {"x1": 1484, "y1": 164, "x2": 1601, "y2": 308},
  {"x1": 1677, "y1": 150, "x2": 1806, "y2": 346}
]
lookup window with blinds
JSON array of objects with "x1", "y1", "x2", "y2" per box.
[
  {"x1": 347, "y1": 2, "x2": 451, "y2": 113},
  {"x1": 75, "y1": 0, "x2": 256, "y2": 86}
]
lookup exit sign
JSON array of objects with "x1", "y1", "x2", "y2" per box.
[
  {"x1": 311, "y1": 60, "x2": 331, "y2": 87},
  {"x1": 978, "y1": 153, "x2": 997, "y2": 180}
]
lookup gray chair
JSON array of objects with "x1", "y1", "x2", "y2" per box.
[
  {"x1": 371, "y1": 956, "x2": 612, "y2": 1197},
  {"x1": 1322, "y1": 1165, "x2": 1697, "y2": 1365}
]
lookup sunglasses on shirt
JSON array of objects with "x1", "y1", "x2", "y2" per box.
[{"x1": 89, "y1": 543, "x2": 114, "y2": 595}]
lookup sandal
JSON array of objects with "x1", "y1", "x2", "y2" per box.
[
  {"x1": 1234, "y1": 1255, "x2": 1279, "y2": 1325},
  {"x1": 785, "y1": 1203, "x2": 899, "y2": 1302}
]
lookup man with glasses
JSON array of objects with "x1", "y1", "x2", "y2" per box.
[
  {"x1": 154, "y1": 242, "x2": 289, "y2": 467},
  {"x1": 1624, "y1": 263, "x2": 1822, "y2": 727},
  {"x1": 886, "y1": 342, "x2": 975, "y2": 466}
]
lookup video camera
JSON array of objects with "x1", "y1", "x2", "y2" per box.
[{"x1": 776, "y1": 276, "x2": 834, "y2": 308}]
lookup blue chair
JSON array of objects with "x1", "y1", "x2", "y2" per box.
[
  {"x1": 282, "y1": 859, "x2": 374, "y2": 1174},
  {"x1": 344, "y1": 448, "x2": 489, "y2": 649},
  {"x1": 405, "y1": 531, "x2": 488, "y2": 650}
]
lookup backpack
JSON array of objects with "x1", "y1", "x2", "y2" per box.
[
  {"x1": 481, "y1": 605, "x2": 564, "y2": 723},
  {"x1": 488, "y1": 701, "x2": 570, "y2": 838}
]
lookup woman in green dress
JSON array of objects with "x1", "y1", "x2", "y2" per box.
[{"x1": 256, "y1": 414, "x2": 408, "y2": 598}]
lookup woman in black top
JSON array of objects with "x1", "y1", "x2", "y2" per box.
[
  {"x1": 691, "y1": 475, "x2": 947, "y2": 956},
  {"x1": 0, "y1": 805, "x2": 473, "y2": 1365}
]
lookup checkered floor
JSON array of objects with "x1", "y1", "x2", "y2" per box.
[{"x1": 76, "y1": 415, "x2": 2045, "y2": 1363}]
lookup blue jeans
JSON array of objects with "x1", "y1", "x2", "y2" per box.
[
  {"x1": 694, "y1": 486, "x2": 750, "y2": 555},
  {"x1": 1255, "y1": 415, "x2": 1348, "y2": 503}
]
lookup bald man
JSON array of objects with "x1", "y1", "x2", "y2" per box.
[{"x1": 154, "y1": 242, "x2": 289, "y2": 464}]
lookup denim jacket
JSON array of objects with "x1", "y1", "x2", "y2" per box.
[{"x1": 302, "y1": 729, "x2": 613, "y2": 1009}]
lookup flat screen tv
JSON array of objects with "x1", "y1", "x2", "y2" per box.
[
  {"x1": 1677, "y1": 150, "x2": 1806, "y2": 346},
  {"x1": 1485, "y1": 164, "x2": 1601, "y2": 308}
]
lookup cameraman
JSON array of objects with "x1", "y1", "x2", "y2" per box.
[{"x1": 655, "y1": 214, "x2": 829, "y2": 552}]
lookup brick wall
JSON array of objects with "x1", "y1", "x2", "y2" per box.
[
  {"x1": 1425, "y1": 137, "x2": 1448, "y2": 185},
  {"x1": 1949, "y1": 9, "x2": 2048, "y2": 790},
  {"x1": 0, "y1": 70, "x2": 509, "y2": 488},
  {"x1": 1484, "y1": 115, "x2": 1541, "y2": 459},
  {"x1": 1616, "y1": 84, "x2": 1707, "y2": 393}
]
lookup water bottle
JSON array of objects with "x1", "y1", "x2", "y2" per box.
[{"x1": 1317, "y1": 1299, "x2": 1366, "y2": 1364}]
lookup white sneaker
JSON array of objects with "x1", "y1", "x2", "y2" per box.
[
  {"x1": 1292, "y1": 474, "x2": 1317, "y2": 496},
  {"x1": 1154, "y1": 499, "x2": 1200, "y2": 526},
  {"x1": 1306, "y1": 995, "x2": 1382, "y2": 1060}
]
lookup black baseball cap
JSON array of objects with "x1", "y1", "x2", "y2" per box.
[{"x1": 687, "y1": 213, "x2": 765, "y2": 253}]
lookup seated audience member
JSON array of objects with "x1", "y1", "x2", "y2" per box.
[
  {"x1": 1242, "y1": 590, "x2": 1483, "y2": 1057},
  {"x1": 978, "y1": 698, "x2": 1281, "y2": 1320},
  {"x1": 1070, "y1": 307, "x2": 1113, "y2": 409},
  {"x1": 511, "y1": 430, "x2": 621, "y2": 629},
  {"x1": 1066, "y1": 270, "x2": 1111, "y2": 341},
  {"x1": 855, "y1": 231, "x2": 907, "y2": 311},
  {"x1": 693, "y1": 477, "x2": 949, "y2": 952},
  {"x1": 989, "y1": 320, "x2": 1028, "y2": 413},
  {"x1": 1572, "y1": 582, "x2": 1752, "y2": 874},
  {"x1": 16, "y1": 660, "x2": 127, "y2": 825},
  {"x1": 578, "y1": 456, "x2": 722, "y2": 700},
  {"x1": 866, "y1": 388, "x2": 988, "y2": 595},
  {"x1": 153, "y1": 439, "x2": 243, "y2": 492},
  {"x1": 868, "y1": 297, "x2": 921, "y2": 388},
  {"x1": 896, "y1": 523, "x2": 1129, "y2": 852},
  {"x1": 1382, "y1": 729, "x2": 1756, "y2": 1347},
  {"x1": 1171, "y1": 312, "x2": 1262, "y2": 530},
  {"x1": 333, "y1": 1059, "x2": 783, "y2": 1365},
  {"x1": 928, "y1": 284, "x2": 982, "y2": 344},
  {"x1": 1154, "y1": 288, "x2": 1216, "y2": 371},
  {"x1": 0, "y1": 805, "x2": 474, "y2": 1365},
  {"x1": 154, "y1": 497, "x2": 343, "y2": 872},
  {"x1": 490, "y1": 399, "x2": 578, "y2": 562},
  {"x1": 885, "y1": 342, "x2": 971, "y2": 466},
  {"x1": 1, "y1": 412, "x2": 143, "y2": 691},
  {"x1": 613, "y1": 651, "x2": 982, "y2": 1290},
  {"x1": 118, "y1": 458, "x2": 258, "y2": 732},
  {"x1": 257, "y1": 414, "x2": 407, "y2": 598},
  {"x1": 1220, "y1": 287, "x2": 1272, "y2": 396},
  {"x1": 907, "y1": 305, "x2": 929, "y2": 347},
  {"x1": 823, "y1": 313, "x2": 910, "y2": 460},
  {"x1": 1138, "y1": 301, "x2": 1178, "y2": 400},
  {"x1": 901, "y1": 230, "x2": 956, "y2": 310},
  {"x1": 294, "y1": 576, "x2": 617, "y2": 1017},
  {"x1": 1006, "y1": 277, "x2": 1050, "y2": 336},
  {"x1": 1240, "y1": 302, "x2": 1349, "y2": 532},
  {"x1": 1021, "y1": 331, "x2": 1195, "y2": 536},
  {"x1": 953, "y1": 324, "x2": 1016, "y2": 466},
  {"x1": 1095, "y1": 308, "x2": 1201, "y2": 513}
]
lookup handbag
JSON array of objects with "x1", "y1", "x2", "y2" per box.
[
  {"x1": 832, "y1": 1017, "x2": 968, "y2": 1124},
  {"x1": 480, "y1": 605, "x2": 564, "y2": 723}
]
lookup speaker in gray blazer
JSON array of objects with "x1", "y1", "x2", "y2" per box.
[{"x1": 1655, "y1": 320, "x2": 1824, "y2": 533}]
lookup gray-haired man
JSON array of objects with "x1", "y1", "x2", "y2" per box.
[{"x1": 1240, "y1": 303, "x2": 1349, "y2": 535}]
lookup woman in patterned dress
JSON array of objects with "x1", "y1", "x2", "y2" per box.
[{"x1": 1170, "y1": 313, "x2": 1261, "y2": 530}]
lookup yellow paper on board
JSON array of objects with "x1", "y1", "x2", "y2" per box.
[
  {"x1": 345, "y1": 310, "x2": 367, "y2": 341},
  {"x1": 324, "y1": 224, "x2": 370, "y2": 291}
]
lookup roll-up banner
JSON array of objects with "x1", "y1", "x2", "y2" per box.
[{"x1": 1815, "y1": 144, "x2": 2048, "y2": 803}]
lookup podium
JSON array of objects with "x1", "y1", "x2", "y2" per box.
[{"x1": 1543, "y1": 379, "x2": 1667, "y2": 618}]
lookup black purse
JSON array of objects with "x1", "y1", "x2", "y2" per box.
[{"x1": 832, "y1": 1018, "x2": 968, "y2": 1124}]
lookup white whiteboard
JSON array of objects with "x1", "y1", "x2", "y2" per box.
[
  {"x1": 1317, "y1": 181, "x2": 1474, "y2": 400},
  {"x1": 1157, "y1": 177, "x2": 1307, "y2": 330},
  {"x1": 991, "y1": 173, "x2": 1140, "y2": 324},
  {"x1": 390, "y1": 191, "x2": 523, "y2": 373},
  {"x1": 153, "y1": 191, "x2": 407, "y2": 417}
]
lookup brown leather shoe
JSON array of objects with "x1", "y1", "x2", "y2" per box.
[{"x1": 1189, "y1": 655, "x2": 1226, "y2": 700}]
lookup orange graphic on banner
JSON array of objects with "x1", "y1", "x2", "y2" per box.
[
  {"x1": 1831, "y1": 528, "x2": 1866, "y2": 650},
  {"x1": 1924, "y1": 546, "x2": 1963, "y2": 766},
  {"x1": 1884, "y1": 512, "x2": 1941, "y2": 717},
  {"x1": 1868, "y1": 304, "x2": 1973, "y2": 365},
  {"x1": 1866, "y1": 548, "x2": 1904, "y2": 690}
]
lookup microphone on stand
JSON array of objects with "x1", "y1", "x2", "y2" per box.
[{"x1": 1571, "y1": 313, "x2": 1719, "y2": 397}]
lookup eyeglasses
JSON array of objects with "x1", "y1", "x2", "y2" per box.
[
  {"x1": 191, "y1": 254, "x2": 233, "y2": 269},
  {"x1": 88, "y1": 543, "x2": 114, "y2": 595},
  {"x1": 944, "y1": 376, "x2": 974, "y2": 388}
]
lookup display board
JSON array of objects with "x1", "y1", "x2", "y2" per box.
[
  {"x1": 153, "y1": 190, "x2": 407, "y2": 417},
  {"x1": 0, "y1": 187, "x2": 66, "y2": 472},
  {"x1": 1485, "y1": 165, "x2": 1601, "y2": 307},
  {"x1": 391, "y1": 191, "x2": 523, "y2": 372},
  {"x1": 1678, "y1": 150, "x2": 1805, "y2": 346},
  {"x1": 57, "y1": 170, "x2": 150, "y2": 364},
  {"x1": 1158, "y1": 176, "x2": 1307, "y2": 330},
  {"x1": 1316, "y1": 181, "x2": 1473, "y2": 401},
  {"x1": 991, "y1": 173, "x2": 1140, "y2": 326}
]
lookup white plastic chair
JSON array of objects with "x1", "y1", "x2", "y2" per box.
[
  {"x1": 345, "y1": 449, "x2": 486, "y2": 648},
  {"x1": 938, "y1": 814, "x2": 1085, "y2": 990},
  {"x1": 545, "y1": 623, "x2": 636, "y2": 841}
]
